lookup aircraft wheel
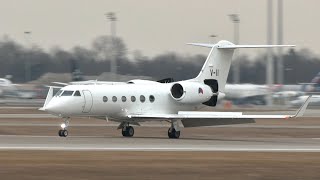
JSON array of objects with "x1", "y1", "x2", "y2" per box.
[
  {"x1": 62, "y1": 130, "x2": 68, "y2": 137},
  {"x1": 122, "y1": 126, "x2": 134, "y2": 137},
  {"x1": 168, "y1": 128, "x2": 173, "y2": 138},
  {"x1": 174, "y1": 131, "x2": 180, "y2": 139},
  {"x1": 58, "y1": 130, "x2": 63, "y2": 137},
  {"x1": 168, "y1": 127, "x2": 180, "y2": 139},
  {"x1": 127, "y1": 126, "x2": 134, "y2": 137},
  {"x1": 59, "y1": 130, "x2": 68, "y2": 137},
  {"x1": 122, "y1": 128, "x2": 127, "y2": 137}
]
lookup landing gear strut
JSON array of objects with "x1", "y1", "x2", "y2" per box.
[
  {"x1": 168, "y1": 120, "x2": 180, "y2": 139},
  {"x1": 58, "y1": 118, "x2": 69, "y2": 137},
  {"x1": 121, "y1": 123, "x2": 134, "y2": 137}
]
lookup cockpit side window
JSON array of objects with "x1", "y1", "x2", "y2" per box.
[
  {"x1": 61, "y1": 90, "x2": 74, "y2": 96},
  {"x1": 74, "y1": 91, "x2": 81, "y2": 96},
  {"x1": 55, "y1": 90, "x2": 63, "y2": 97}
]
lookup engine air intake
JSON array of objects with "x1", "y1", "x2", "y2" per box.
[{"x1": 171, "y1": 83, "x2": 184, "y2": 99}]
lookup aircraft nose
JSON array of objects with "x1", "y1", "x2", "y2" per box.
[{"x1": 44, "y1": 101, "x2": 61, "y2": 114}]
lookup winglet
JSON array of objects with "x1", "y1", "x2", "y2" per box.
[
  {"x1": 39, "y1": 86, "x2": 54, "y2": 111},
  {"x1": 292, "y1": 96, "x2": 312, "y2": 118}
]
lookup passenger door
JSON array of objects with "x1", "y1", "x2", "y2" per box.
[{"x1": 82, "y1": 90, "x2": 93, "y2": 113}]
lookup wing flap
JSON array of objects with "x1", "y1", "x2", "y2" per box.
[
  {"x1": 181, "y1": 118, "x2": 255, "y2": 128},
  {"x1": 128, "y1": 113, "x2": 290, "y2": 119}
]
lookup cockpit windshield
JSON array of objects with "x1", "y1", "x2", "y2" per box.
[
  {"x1": 74, "y1": 91, "x2": 81, "y2": 96},
  {"x1": 54, "y1": 90, "x2": 63, "y2": 97},
  {"x1": 61, "y1": 90, "x2": 74, "y2": 96}
]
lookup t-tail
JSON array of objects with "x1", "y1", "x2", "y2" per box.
[{"x1": 189, "y1": 40, "x2": 295, "y2": 93}]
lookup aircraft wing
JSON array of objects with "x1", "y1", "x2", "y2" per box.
[
  {"x1": 128, "y1": 96, "x2": 311, "y2": 127},
  {"x1": 128, "y1": 112, "x2": 290, "y2": 119}
]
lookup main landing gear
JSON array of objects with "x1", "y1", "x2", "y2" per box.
[
  {"x1": 58, "y1": 118, "x2": 69, "y2": 137},
  {"x1": 118, "y1": 121, "x2": 180, "y2": 138},
  {"x1": 168, "y1": 127, "x2": 180, "y2": 139},
  {"x1": 122, "y1": 123, "x2": 134, "y2": 137},
  {"x1": 168, "y1": 120, "x2": 180, "y2": 139},
  {"x1": 118, "y1": 122, "x2": 134, "y2": 137}
]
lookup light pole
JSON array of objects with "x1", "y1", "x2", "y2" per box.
[
  {"x1": 229, "y1": 14, "x2": 240, "y2": 84},
  {"x1": 277, "y1": 0, "x2": 283, "y2": 84},
  {"x1": 266, "y1": 0, "x2": 274, "y2": 106},
  {"x1": 105, "y1": 12, "x2": 117, "y2": 81},
  {"x1": 24, "y1": 31, "x2": 32, "y2": 82}
]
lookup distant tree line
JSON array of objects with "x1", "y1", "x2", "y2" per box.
[{"x1": 0, "y1": 35, "x2": 319, "y2": 84}]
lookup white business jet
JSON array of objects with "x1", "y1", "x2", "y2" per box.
[{"x1": 40, "y1": 40, "x2": 310, "y2": 139}]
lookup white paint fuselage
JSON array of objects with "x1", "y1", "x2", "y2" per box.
[{"x1": 45, "y1": 81, "x2": 210, "y2": 120}]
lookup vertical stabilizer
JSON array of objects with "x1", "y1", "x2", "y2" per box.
[
  {"x1": 192, "y1": 40, "x2": 235, "y2": 92},
  {"x1": 188, "y1": 40, "x2": 294, "y2": 93}
]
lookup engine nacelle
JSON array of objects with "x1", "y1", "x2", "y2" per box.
[{"x1": 170, "y1": 82, "x2": 214, "y2": 104}]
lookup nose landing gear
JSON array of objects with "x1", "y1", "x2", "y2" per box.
[
  {"x1": 58, "y1": 129, "x2": 68, "y2": 137},
  {"x1": 58, "y1": 118, "x2": 69, "y2": 137}
]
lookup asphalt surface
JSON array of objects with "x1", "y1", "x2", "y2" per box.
[
  {"x1": 0, "y1": 135, "x2": 320, "y2": 152},
  {"x1": 0, "y1": 121, "x2": 320, "y2": 152},
  {"x1": 0, "y1": 106, "x2": 319, "y2": 152},
  {"x1": 0, "y1": 106, "x2": 320, "y2": 179}
]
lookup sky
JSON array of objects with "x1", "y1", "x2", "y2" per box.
[{"x1": 0, "y1": 0, "x2": 318, "y2": 58}]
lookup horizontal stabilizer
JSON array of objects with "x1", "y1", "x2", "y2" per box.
[
  {"x1": 187, "y1": 42, "x2": 295, "y2": 49},
  {"x1": 187, "y1": 43, "x2": 215, "y2": 48},
  {"x1": 217, "y1": 44, "x2": 295, "y2": 49}
]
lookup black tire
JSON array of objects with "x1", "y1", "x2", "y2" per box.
[
  {"x1": 168, "y1": 127, "x2": 180, "y2": 139},
  {"x1": 127, "y1": 126, "x2": 134, "y2": 137},
  {"x1": 58, "y1": 130, "x2": 63, "y2": 137},
  {"x1": 168, "y1": 128, "x2": 173, "y2": 138},
  {"x1": 122, "y1": 127, "x2": 128, "y2": 137},
  {"x1": 62, "y1": 130, "x2": 68, "y2": 137},
  {"x1": 174, "y1": 131, "x2": 180, "y2": 139}
]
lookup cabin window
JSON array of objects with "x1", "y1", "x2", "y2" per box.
[
  {"x1": 149, "y1": 95, "x2": 155, "y2": 103},
  {"x1": 55, "y1": 90, "x2": 63, "y2": 97},
  {"x1": 61, "y1": 90, "x2": 74, "y2": 96},
  {"x1": 131, "y1": 96, "x2": 136, "y2": 102},
  {"x1": 112, "y1": 96, "x2": 117, "y2": 102},
  {"x1": 122, "y1": 96, "x2": 127, "y2": 102},
  {"x1": 103, "y1": 96, "x2": 108, "y2": 102},
  {"x1": 140, "y1": 95, "x2": 145, "y2": 103},
  {"x1": 74, "y1": 91, "x2": 81, "y2": 96}
]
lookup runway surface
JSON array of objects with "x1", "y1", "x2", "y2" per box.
[
  {"x1": 0, "y1": 107, "x2": 319, "y2": 152},
  {"x1": 0, "y1": 107, "x2": 320, "y2": 179},
  {"x1": 0, "y1": 135, "x2": 320, "y2": 152}
]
